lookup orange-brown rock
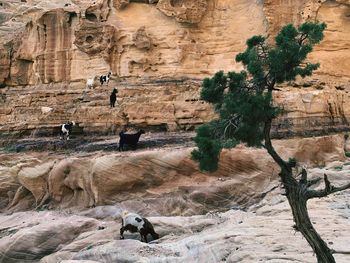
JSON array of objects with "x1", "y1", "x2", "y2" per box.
[
  {"x1": 0, "y1": 134, "x2": 345, "y2": 213},
  {"x1": 133, "y1": 26, "x2": 152, "y2": 50},
  {"x1": 0, "y1": 47, "x2": 11, "y2": 86},
  {"x1": 35, "y1": 9, "x2": 76, "y2": 84},
  {"x1": 0, "y1": 79, "x2": 349, "y2": 137},
  {"x1": 113, "y1": 0, "x2": 130, "y2": 10},
  {"x1": 85, "y1": 0, "x2": 110, "y2": 22},
  {"x1": 74, "y1": 22, "x2": 118, "y2": 62},
  {"x1": 0, "y1": 0, "x2": 349, "y2": 136},
  {"x1": 309, "y1": 1, "x2": 350, "y2": 78},
  {"x1": 156, "y1": 0, "x2": 208, "y2": 24}
]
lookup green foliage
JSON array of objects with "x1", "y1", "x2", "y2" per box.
[
  {"x1": 193, "y1": 22, "x2": 326, "y2": 172},
  {"x1": 192, "y1": 124, "x2": 222, "y2": 172},
  {"x1": 298, "y1": 22, "x2": 327, "y2": 44},
  {"x1": 345, "y1": 152, "x2": 350, "y2": 158},
  {"x1": 268, "y1": 22, "x2": 326, "y2": 83},
  {"x1": 201, "y1": 71, "x2": 227, "y2": 106}
]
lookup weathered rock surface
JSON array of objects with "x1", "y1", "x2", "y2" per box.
[
  {"x1": 1, "y1": 0, "x2": 348, "y2": 83},
  {"x1": 0, "y1": 133, "x2": 348, "y2": 262},
  {"x1": 1, "y1": 0, "x2": 348, "y2": 135},
  {"x1": 0, "y1": 162, "x2": 349, "y2": 263},
  {"x1": 156, "y1": 0, "x2": 208, "y2": 24},
  {"x1": 0, "y1": 134, "x2": 345, "y2": 213},
  {"x1": 0, "y1": 2, "x2": 349, "y2": 262},
  {"x1": 0, "y1": 78, "x2": 349, "y2": 137},
  {"x1": 0, "y1": 213, "x2": 98, "y2": 263},
  {"x1": 74, "y1": 22, "x2": 117, "y2": 62}
]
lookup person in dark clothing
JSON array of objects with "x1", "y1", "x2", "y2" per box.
[{"x1": 110, "y1": 88, "x2": 118, "y2": 107}]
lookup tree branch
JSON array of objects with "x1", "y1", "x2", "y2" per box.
[
  {"x1": 298, "y1": 168, "x2": 322, "y2": 188},
  {"x1": 307, "y1": 174, "x2": 350, "y2": 199},
  {"x1": 307, "y1": 177, "x2": 322, "y2": 188},
  {"x1": 298, "y1": 33, "x2": 308, "y2": 46},
  {"x1": 299, "y1": 168, "x2": 308, "y2": 185},
  {"x1": 223, "y1": 115, "x2": 240, "y2": 139}
]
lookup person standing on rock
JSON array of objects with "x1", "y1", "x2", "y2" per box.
[{"x1": 110, "y1": 88, "x2": 118, "y2": 108}]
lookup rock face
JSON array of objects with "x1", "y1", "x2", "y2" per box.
[
  {"x1": 0, "y1": 134, "x2": 345, "y2": 213},
  {"x1": 0, "y1": 133, "x2": 349, "y2": 262},
  {"x1": 0, "y1": 0, "x2": 349, "y2": 135},
  {"x1": 0, "y1": 78, "x2": 349, "y2": 137},
  {"x1": 156, "y1": 0, "x2": 208, "y2": 23},
  {"x1": 74, "y1": 22, "x2": 117, "y2": 62},
  {"x1": 0, "y1": 161, "x2": 349, "y2": 263}
]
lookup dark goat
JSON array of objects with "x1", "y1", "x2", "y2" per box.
[
  {"x1": 100, "y1": 72, "x2": 111, "y2": 86},
  {"x1": 120, "y1": 211, "x2": 159, "y2": 243},
  {"x1": 110, "y1": 88, "x2": 118, "y2": 108},
  {"x1": 60, "y1": 121, "x2": 76, "y2": 140},
  {"x1": 118, "y1": 129, "x2": 145, "y2": 151}
]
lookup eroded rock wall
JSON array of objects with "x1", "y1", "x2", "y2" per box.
[
  {"x1": 0, "y1": 0, "x2": 349, "y2": 135},
  {"x1": 0, "y1": 78, "x2": 349, "y2": 137}
]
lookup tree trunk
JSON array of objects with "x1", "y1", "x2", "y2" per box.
[
  {"x1": 280, "y1": 170, "x2": 336, "y2": 263},
  {"x1": 264, "y1": 118, "x2": 336, "y2": 262}
]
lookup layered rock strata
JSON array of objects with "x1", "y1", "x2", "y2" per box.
[
  {"x1": 0, "y1": 134, "x2": 349, "y2": 262},
  {"x1": 0, "y1": 0, "x2": 349, "y2": 135},
  {"x1": 0, "y1": 134, "x2": 345, "y2": 213},
  {"x1": 0, "y1": 78, "x2": 349, "y2": 137}
]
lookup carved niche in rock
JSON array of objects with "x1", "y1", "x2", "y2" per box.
[
  {"x1": 35, "y1": 9, "x2": 77, "y2": 83},
  {"x1": 133, "y1": 26, "x2": 152, "y2": 50},
  {"x1": 85, "y1": 0, "x2": 110, "y2": 22},
  {"x1": 74, "y1": 22, "x2": 117, "y2": 61},
  {"x1": 157, "y1": 0, "x2": 208, "y2": 24}
]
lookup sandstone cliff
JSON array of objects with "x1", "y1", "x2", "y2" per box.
[{"x1": 0, "y1": 0, "x2": 349, "y2": 135}]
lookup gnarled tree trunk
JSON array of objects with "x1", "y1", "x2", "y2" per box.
[
  {"x1": 280, "y1": 169, "x2": 336, "y2": 263},
  {"x1": 264, "y1": 119, "x2": 336, "y2": 263}
]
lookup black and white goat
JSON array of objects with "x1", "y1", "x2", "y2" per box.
[
  {"x1": 110, "y1": 88, "x2": 118, "y2": 108},
  {"x1": 118, "y1": 129, "x2": 145, "y2": 151},
  {"x1": 60, "y1": 121, "x2": 76, "y2": 140},
  {"x1": 100, "y1": 72, "x2": 111, "y2": 86},
  {"x1": 120, "y1": 211, "x2": 159, "y2": 243}
]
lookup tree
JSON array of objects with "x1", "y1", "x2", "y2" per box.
[{"x1": 192, "y1": 22, "x2": 350, "y2": 263}]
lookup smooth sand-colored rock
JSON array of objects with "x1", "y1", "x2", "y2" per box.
[{"x1": 0, "y1": 163, "x2": 349, "y2": 263}]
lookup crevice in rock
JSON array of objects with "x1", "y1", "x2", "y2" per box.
[{"x1": 85, "y1": 12, "x2": 98, "y2": 22}]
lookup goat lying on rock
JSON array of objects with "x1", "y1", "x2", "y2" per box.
[
  {"x1": 60, "y1": 121, "x2": 76, "y2": 140},
  {"x1": 118, "y1": 129, "x2": 145, "y2": 151},
  {"x1": 120, "y1": 211, "x2": 159, "y2": 243}
]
